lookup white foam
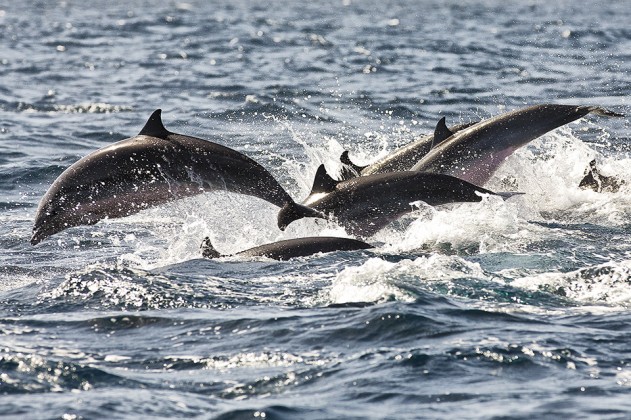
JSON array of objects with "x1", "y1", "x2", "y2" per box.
[
  {"x1": 488, "y1": 127, "x2": 631, "y2": 225},
  {"x1": 327, "y1": 254, "x2": 487, "y2": 304},
  {"x1": 96, "y1": 118, "x2": 631, "y2": 313},
  {"x1": 511, "y1": 260, "x2": 631, "y2": 307}
]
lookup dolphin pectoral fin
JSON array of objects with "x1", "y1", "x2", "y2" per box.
[
  {"x1": 310, "y1": 164, "x2": 340, "y2": 196},
  {"x1": 339, "y1": 151, "x2": 367, "y2": 180},
  {"x1": 495, "y1": 191, "x2": 525, "y2": 200},
  {"x1": 586, "y1": 107, "x2": 624, "y2": 118},
  {"x1": 201, "y1": 237, "x2": 223, "y2": 258},
  {"x1": 432, "y1": 117, "x2": 454, "y2": 146},
  {"x1": 277, "y1": 202, "x2": 325, "y2": 231},
  {"x1": 138, "y1": 109, "x2": 172, "y2": 138},
  {"x1": 31, "y1": 225, "x2": 47, "y2": 246}
]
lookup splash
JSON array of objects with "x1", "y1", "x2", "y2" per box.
[
  {"x1": 489, "y1": 126, "x2": 631, "y2": 225},
  {"x1": 326, "y1": 254, "x2": 488, "y2": 304},
  {"x1": 512, "y1": 260, "x2": 631, "y2": 307}
]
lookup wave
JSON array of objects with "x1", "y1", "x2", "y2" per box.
[
  {"x1": 512, "y1": 260, "x2": 631, "y2": 307},
  {"x1": 0, "y1": 101, "x2": 134, "y2": 114},
  {"x1": 0, "y1": 350, "x2": 136, "y2": 395}
]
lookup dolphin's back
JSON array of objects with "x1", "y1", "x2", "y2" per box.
[
  {"x1": 301, "y1": 171, "x2": 497, "y2": 236},
  {"x1": 202, "y1": 236, "x2": 373, "y2": 260}
]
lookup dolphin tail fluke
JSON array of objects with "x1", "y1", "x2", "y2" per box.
[
  {"x1": 201, "y1": 237, "x2": 222, "y2": 259},
  {"x1": 277, "y1": 202, "x2": 325, "y2": 231},
  {"x1": 586, "y1": 107, "x2": 624, "y2": 118}
]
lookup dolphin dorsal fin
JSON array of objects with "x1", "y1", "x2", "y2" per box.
[
  {"x1": 310, "y1": 164, "x2": 340, "y2": 195},
  {"x1": 340, "y1": 151, "x2": 354, "y2": 166},
  {"x1": 138, "y1": 109, "x2": 171, "y2": 139},
  {"x1": 340, "y1": 151, "x2": 367, "y2": 173},
  {"x1": 432, "y1": 117, "x2": 454, "y2": 147},
  {"x1": 338, "y1": 151, "x2": 367, "y2": 180},
  {"x1": 201, "y1": 237, "x2": 222, "y2": 259}
]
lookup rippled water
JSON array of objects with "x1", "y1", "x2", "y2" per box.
[{"x1": 1, "y1": 1, "x2": 630, "y2": 418}]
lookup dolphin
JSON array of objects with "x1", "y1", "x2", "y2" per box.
[
  {"x1": 579, "y1": 159, "x2": 624, "y2": 193},
  {"x1": 201, "y1": 236, "x2": 373, "y2": 260},
  {"x1": 282, "y1": 164, "x2": 512, "y2": 236},
  {"x1": 31, "y1": 110, "x2": 323, "y2": 245},
  {"x1": 410, "y1": 104, "x2": 623, "y2": 186},
  {"x1": 339, "y1": 120, "x2": 479, "y2": 180}
]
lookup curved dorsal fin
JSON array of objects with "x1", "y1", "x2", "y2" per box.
[
  {"x1": 340, "y1": 151, "x2": 367, "y2": 173},
  {"x1": 338, "y1": 151, "x2": 367, "y2": 180},
  {"x1": 432, "y1": 117, "x2": 454, "y2": 147},
  {"x1": 310, "y1": 164, "x2": 340, "y2": 195},
  {"x1": 138, "y1": 109, "x2": 171, "y2": 139},
  {"x1": 201, "y1": 237, "x2": 222, "y2": 259},
  {"x1": 340, "y1": 151, "x2": 354, "y2": 166}
]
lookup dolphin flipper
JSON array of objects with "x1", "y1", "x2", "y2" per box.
[{"x1": 495, "y1": 191, "x2": 525, "y2": 200}]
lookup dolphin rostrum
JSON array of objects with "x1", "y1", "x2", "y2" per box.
[
  {"x1": 31, "y1": 110, "x2": 323, "y2": 244},
  {"x1": 281, "y1": 164, "x2": 512, "y2": 236},
  {"x1": 411, "y1": 104, "x2": 623, "y2": 186},
  {"x1": 201, "y1": 236, "x2": 373, "y2": 260}
]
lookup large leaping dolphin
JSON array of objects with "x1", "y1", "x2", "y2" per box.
[
  {"x1": 201, "y1": 236, "x2": 373, "y2": 260},
  {"x1": 410, "y1": 104, "x2": 623, "y2": 186},
  {"x1": 281, "y1": 165, "x2": 512, "y2": 236},
  {"x1": 31, "y1": 110, "x2": 323, "y2": 245}
]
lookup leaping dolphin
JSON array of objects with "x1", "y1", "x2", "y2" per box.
[
  {"x1": 410, "y1": 104, "x2": 623, "y2": 186},
  {"x1": 281, "y1": 165, "x2": 512, "y2": 236},
  {"x1": 201, "y1": 236, "x2": 373, "y2": 260},
  {"x1": 31, "y1": 110, "x2": 323, "y2": 245}
]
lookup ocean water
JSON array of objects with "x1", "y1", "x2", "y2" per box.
[{"x1": 1, "y1": 0, "x2": 630, "y2": 418}]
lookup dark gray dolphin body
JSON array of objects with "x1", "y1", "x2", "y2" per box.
[
  {"x1": 284, "y1": 165, "x2": 508, "y2": 236},
  {"x1": 32, "y1": 110, "x2": 322, "y2": 244},
  {"x1": 201, "y1": 236, "x2": 373, "y2": 260},
  {"x1": 579, "y1": 159, "x2": 624, "y2": 193},
  {"x1": 339, "y1": 120, "x2": 478, "y2": 180},
  {"x1": 410, "y1": 104, "x2": 623, "y2": 186}
]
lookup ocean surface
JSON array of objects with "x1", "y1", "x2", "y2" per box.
[{"x1": 1, "y1": 0, "x2": 630, "y2": 418}]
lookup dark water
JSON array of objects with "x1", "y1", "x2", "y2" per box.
[{"x1": 1, "y1": 0, "x2": 631, "y2": 418}]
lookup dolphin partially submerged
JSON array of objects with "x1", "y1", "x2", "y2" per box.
[
  {"x1": 579, "y1": 159, "x2": 624, "y2": 193},
  {"x1": 282, "y1": 165, "x2": 510, "y2": 236},
  {"x1": 410, "y1": 104, "x2": 623, "y2": 186},
  {"x1": 31, "y1": 110, "x2": 322, "y2": 244},
  {"x1": 201, "y1": 236, "x2": 373, "y2": 260}
]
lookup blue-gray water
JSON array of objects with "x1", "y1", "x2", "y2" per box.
[{"x1": 1, "y1": 1, "x2": 631, "y2": 418}]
